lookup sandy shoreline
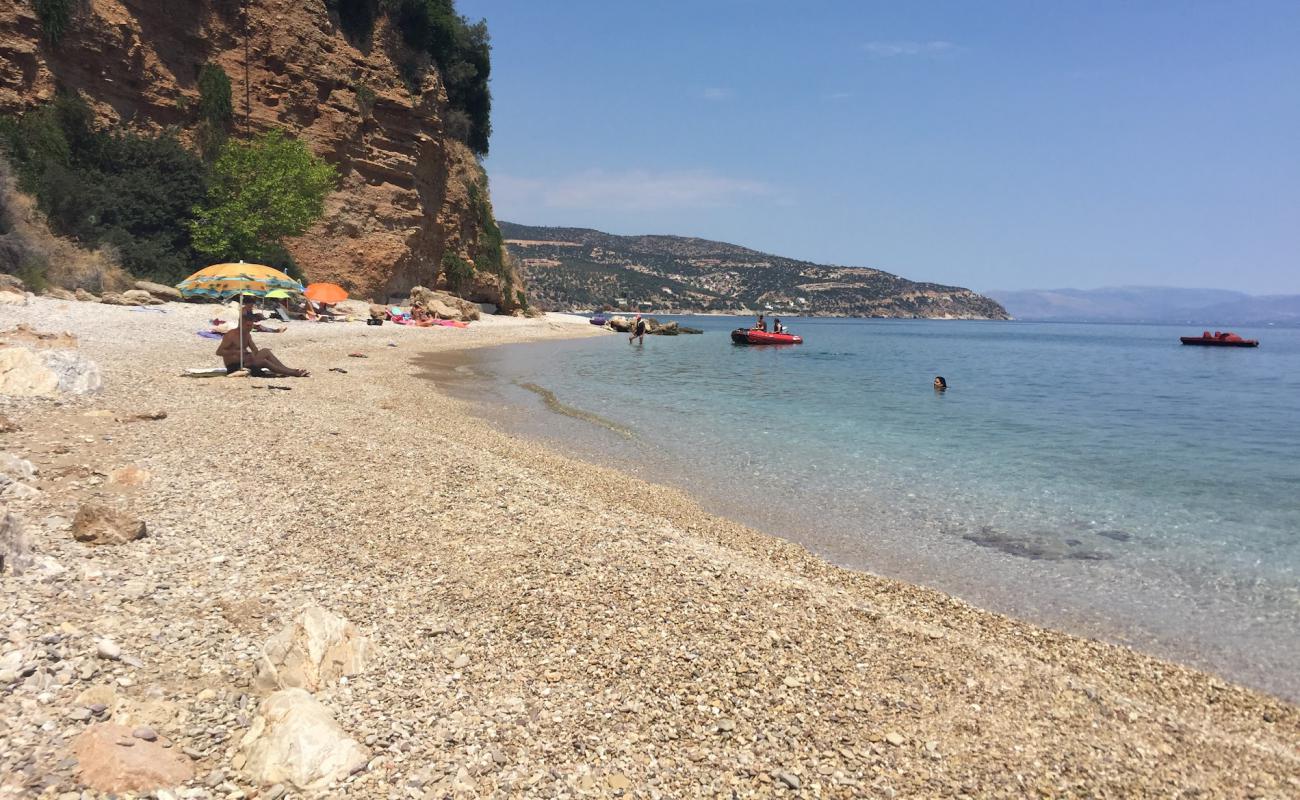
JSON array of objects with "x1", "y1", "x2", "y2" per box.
[{"x1": 1, "y1": 297, "x2": 1298, "y2": 798}]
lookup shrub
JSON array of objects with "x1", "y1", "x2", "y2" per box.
[
  {"x1": 189, "y1": 129, "x2": 337, "y2": 264},
  {"x1": 0, "y1": 93, "x2": 208, "y2": 284},
  {"x1": 196, "y1": 64, "x2": 234, "y2": 160},
  {"x1": 467, "y1": 179, "x2": 503, "y2": 275},
  {"x1": 0, "y1": 155, "x2": 131, "y2": 292},
  {"x1": 361, "y1": 0, "x2": 493, "y2": 155},
  {"x1": 441, "y1": 250, "x2": 472, "y2": 295},
  {"x1": 355, "y1": 83, "x2": 377, "y2": 118},
  {"x1": 328, "y1": 0, "x2": 379, "y2": 43},
  {"x1": 34, "y1": 0, "x2": 75, "y2": 46},
  {"x1": 197, "y1": 64, "x2": 234, "y2": 127}
]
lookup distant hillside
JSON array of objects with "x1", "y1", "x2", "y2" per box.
[
  {"x1": 988, "y1": 287, "x2": 1300, "y2": 325},
  {"x1": 503, "y1": 223, "x2": 1008, "y2": 319}
]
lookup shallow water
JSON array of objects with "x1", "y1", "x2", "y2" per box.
[{"x1": 432, "y1": 317, "x2": 1300, "y2": 699}]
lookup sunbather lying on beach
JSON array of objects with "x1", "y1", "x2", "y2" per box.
[{"x1": 216, "y1": 315, "x2": 309, "y2": 377}]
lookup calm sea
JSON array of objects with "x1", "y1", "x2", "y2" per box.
[{"x1": 440, "y1": 317, "x2": 1300, "y2": 699}]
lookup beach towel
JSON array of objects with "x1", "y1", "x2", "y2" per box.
[
  {"x1": 196, "y1": 330, "x2": 223, "y2": 340},
  {"x1": 131, "y1": 306, "x2": 167, "y2": 313},
  {"x1": 182, "y1": 367, "x2": 228, "y2": 378}
]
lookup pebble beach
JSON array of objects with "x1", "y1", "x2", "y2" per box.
[{"x1": 1, "y1": 296, "x2": 1298, "y2": 798}]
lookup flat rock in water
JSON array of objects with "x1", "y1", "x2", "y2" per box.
[{"x1": 71, "y1": 723, "x2": 194, "y2": 793}]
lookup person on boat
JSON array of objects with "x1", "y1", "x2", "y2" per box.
[
  {"x1": 773, "y1": 318, "x2": 785, "y2": 334},
  {"x1": 629, "y1": 314, "x2": 648, "y2": 344},
  {"x1": 217, "y1": 313, "x2": 309, "y2": 377},
  {"x1": 755, "y1": 313, "x2": 767, "y2": 332},
  {"x1": 933, "y1": 376, "x2": 947, "y2": 391}
]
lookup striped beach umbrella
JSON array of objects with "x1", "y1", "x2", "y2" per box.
[{"x1": 176, "y1": 261, "x2": 303, "y2": 298}]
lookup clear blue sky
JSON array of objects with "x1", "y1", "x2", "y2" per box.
[{"x1": 459, "y1": 0, "x2": 1299, "y2": 294}]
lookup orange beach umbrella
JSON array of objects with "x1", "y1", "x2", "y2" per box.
[{"x1": 304, "y1": 282, "x2": 348, "y2": 304}]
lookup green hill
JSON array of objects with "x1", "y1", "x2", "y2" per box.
[{"x1": 503, "y1": 222, "x2": 1008, "y2": 319}]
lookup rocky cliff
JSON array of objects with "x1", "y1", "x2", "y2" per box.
[
  {"x1": 0, "y1": 0, "x2": 521, "y2": 307},
  {"x1": 504, "y1": 223, "x2": 1009, "y2": 319}
]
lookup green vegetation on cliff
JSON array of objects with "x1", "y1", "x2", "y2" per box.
[
  {"x1": 0, "y1": 94, "x2": 206, "y2": 284},
  {"x1": 327, "y1": 0, "x2": 492, "y2": 155},
  {"x1": 0, "y1": 94, "x2": 334, "y2": 285}
]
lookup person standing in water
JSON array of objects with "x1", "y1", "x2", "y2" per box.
[{"x1": 629, "y1": 314, "x2": 648, "y2": 344}]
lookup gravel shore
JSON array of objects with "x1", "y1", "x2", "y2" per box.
[{"x1": 1, "y1": 297, "x2": 1297, "y2": 798}]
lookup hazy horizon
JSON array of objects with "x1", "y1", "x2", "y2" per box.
[{"x1": 467, "y1": 0, "x2": 1299, "y2": 294}]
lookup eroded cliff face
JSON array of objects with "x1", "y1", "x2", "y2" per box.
[{"x1": 0, "y1": 0, "x2": 521, "y2": 306}]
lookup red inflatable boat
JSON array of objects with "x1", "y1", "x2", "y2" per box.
[
  {"x1": 1179, "y1": 331, "x2": 1259, "y2": 348},
  {"x1": 731, "y1": 328, "x2": 803, "y2": 345}
]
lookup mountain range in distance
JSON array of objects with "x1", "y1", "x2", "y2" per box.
[
  {"x1": 502, "y1": 222, "x2": 1009, "y2": 319},
  {"x1": 986, "y1": 286, "x2": 1300, "y2": 325}
]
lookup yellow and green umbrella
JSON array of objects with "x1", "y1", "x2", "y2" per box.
[{"x1": 176, "y1": 261, "x2": 303, "y2": 298}]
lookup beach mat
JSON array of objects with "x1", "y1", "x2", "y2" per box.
[{"x1": 182, "y1": 367, "x2": 228, "y2": 378}]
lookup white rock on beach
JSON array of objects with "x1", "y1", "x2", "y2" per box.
[
  {"x1": 0, "y1": 346, "x2": 102, "y2": 397},
  {"x1": 253, "y1": 605, "x2": 371, "y2": 694},
  {"x1": 238, "y1": 688, "x2": 369, "y2": 791},
  {"x1": 0, "y1": 347, "x2": 59, "y2": 397}
]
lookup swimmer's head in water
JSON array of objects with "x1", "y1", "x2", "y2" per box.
[{"x1": 934, "y1": 376, "x2": 947, "y2": 390}]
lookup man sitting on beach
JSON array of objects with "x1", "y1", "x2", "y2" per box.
[{"x1": 216, "y1": 312, "x2": 309, "y2": 377}]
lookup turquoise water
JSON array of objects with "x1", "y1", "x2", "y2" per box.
[{"x1": 450, "y1": 318, "x2": 1300, "y2": 699}]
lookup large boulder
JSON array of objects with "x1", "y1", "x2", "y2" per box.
[
  {"x1": 43, "y1": 287, "x2": 77, "y2": 302},
  {"x1": 0, "y1": 274, "x2": 24, "y2": 292},
  {"x1": 71, "y1": 503, "x2": 147, "y2": 545},
  {"x1": 42, "y1": 349, "x2": 102, "y2": 394},
  {"x1": 0, "y1": 346, "x2": 103, "y2": 397},
  {"x1": 114, "y1": 289, "x2": 164, "y2": 305},
  {"x1": 408, "y1": 286, "x2": 481, "y2": 322},
  {"x1": 0, "y1": 290, "x2": 28, "y2": 306},
  {"x1": 254, "y1": 606, "x2": 371, "y2": 694},
  {"x1": 0, "y1": 347, "x2": 57, "y2": 397},
  {"x1": 70, "y1": 723, "x2": 194, "y2": 794},
  {"x1": 239, "y1": 688, "x2": 369, "y2": 792},
  {"x1": 607, "y1": 315, "x2": 632, "y2": 333},
  {"x1": 75, "y1": 288, "x2": 100, "y2": 302},
  {"x1": 133, "y1": 281, "x2": 182, "y2": 302}
]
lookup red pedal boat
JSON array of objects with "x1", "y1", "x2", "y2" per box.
[
  {"x1": 1179, "y1": 330, "x2": 1259, "y2": 348},
  {"x1": 731, "y1": 328, "x2": 802, "y2": 345}
]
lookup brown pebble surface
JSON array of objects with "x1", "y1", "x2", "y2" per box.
[{"x1": 0, "y1": 297, "x2": 1297, "y2": 798}]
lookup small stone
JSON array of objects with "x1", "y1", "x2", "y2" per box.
[
  {"x1": 885, "y1": 732, "x2": 906, "y2": 747},
  {"x1": 717, "y1": 718, "x2": 735, "y2": 732},
  {"x1": 265, "y1": 785, "x2": 286, "y2": 800},
  {"x1": 450, "y1": 653, "x2": 470, "y2": 670},
  {"x1": 69, "y1": 707, "x2": 92, "y2": 721},
  {"x1": 96, "y1": 639, "x2": 121, "y2": 660},
  {"x1": 606, "y1": 772, "x2": 631, "y2": 791},
  {"x1": 132, "y1": 726, "x2": 158, "y2": 741},
  {"x1": 777, "y1": 772, "x2": 801, "y2": 790}
]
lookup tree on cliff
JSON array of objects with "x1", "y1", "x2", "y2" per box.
[{"x1": 189, "y1": 130, "x2": 336, "y2": 265}]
